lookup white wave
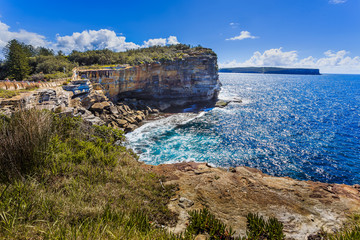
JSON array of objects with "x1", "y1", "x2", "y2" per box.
[
  {"x1": 125, "y1": 111, "x2": 207, "y2": 146},
  {"x1": 162, "y1": 158, "x2": 219, "y2": 168}
]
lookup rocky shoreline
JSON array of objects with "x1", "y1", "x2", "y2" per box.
[
  {"x1": 0, "y1": 82, "x2": 162, "y2": 133},
  {"x1": 143, "y1": 162, "x2": 360, "y2": 239}
]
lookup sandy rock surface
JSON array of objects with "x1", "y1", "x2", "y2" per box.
[{"x1": 143, "y1": 162, "x2": 360, "y2": 239}]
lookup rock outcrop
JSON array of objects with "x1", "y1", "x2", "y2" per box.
[
  {"x1": 143, "y1": 162, "x2": 360, "y2": 239},
  {"x1": 76, "y1": 48, "x2": 220, "y2": 108},
  {"x1": 0, "y1": 79, "x2": 161, "y2": 132},
  {"x1": 0, "y1": 87, "x2": 72, "y2": 114}
]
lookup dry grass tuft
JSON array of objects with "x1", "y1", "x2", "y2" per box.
[{"x1": 0, "y1": 109, "x2": 178, "y2": 239}]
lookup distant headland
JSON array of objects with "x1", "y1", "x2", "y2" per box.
[{"x1": 219, "y1": 67, "x2": 320, "y2": 75}]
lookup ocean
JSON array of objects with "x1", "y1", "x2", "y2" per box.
[{"x1": 126, "y1": 73, "x2": 360, "y2": 185}]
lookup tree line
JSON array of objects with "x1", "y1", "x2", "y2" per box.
[
  {"x1": 0, "y1": 40, "x2": 76, "y2": 81},
  {"x1": 0, "y1": 39, "x2": 212, "y2": 81}
]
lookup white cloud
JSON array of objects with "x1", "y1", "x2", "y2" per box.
[
  {"x1": 226, "y1": 31, "x2": 258, "y2": 41},
  {"x1": 243, "y1": 48, "x2": 298, "y2": 66},
  {"x1": 0, "y1": 20, "x2": 180, "y2": 58},
  {"x1": 167, "y1": 36, "x2": 180, "y2": 45},
  {"x1": 55, "y1": 29, "x2": 140, "y2": 53},
  {"x1": 329, "y1": 0, "x2": 347, "y2": 4},
  {"x1": 0, "y1": 20, "x2": 49, "y2": 51},
  {"x1": 142, "y1": 36, "x2": 179, "y2": 48},
  {"x1": 220, "y1": 48, "x2": 360, "y2": 74}
]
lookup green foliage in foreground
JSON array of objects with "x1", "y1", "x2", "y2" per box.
[
  {"x1": 183, "y1": 209, "x2": 285, "y2": 240},
  {"x1": 184, "y1": 208, "x2": 236, "y2": 239},
  {"x1": 326, "y1": 214, "x2": 360, "y2": 240},
  {"x1": 246, "y1": 213, "x2": 285, "y2": 240},
  {"x1": 0, "y1": 109, "x2": 178, "y2": 239}
]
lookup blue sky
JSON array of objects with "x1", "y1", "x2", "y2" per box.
[{"x1": 0, "y1": 0, "x2": 359, "y2": 73}]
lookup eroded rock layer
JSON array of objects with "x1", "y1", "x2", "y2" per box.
[{"x1": 77, "y1": 50, "x2": 220, "y2": 104}]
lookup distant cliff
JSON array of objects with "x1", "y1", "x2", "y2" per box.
[
  {"x1": 219, "y1": 67, "x2": 320, "y2": 75},
  {"x1": 75, "y1": 47, "x2": 220, "y2": 106}
]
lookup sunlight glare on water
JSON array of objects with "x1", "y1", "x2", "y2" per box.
[{"x1": 126, "y1": 73, "x2": 360, "y2": 185}]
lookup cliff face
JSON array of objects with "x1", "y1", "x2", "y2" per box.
[{"x1": 76, "y1": 50, "x2": 220, "y2": 105}]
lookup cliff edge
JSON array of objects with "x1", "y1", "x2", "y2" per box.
[{"x1": 75, "y1": 47, "x2": 221, "y2": 107}]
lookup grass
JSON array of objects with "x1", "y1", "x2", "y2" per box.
[
  {"x1": 0, "y1": 89, "x2": 18, "y2": 98},
  {"x1": 325, "y1": 214, "x2": 360, "y2": 240},
  {"x1": 184, "y1": 208, "x2": 236, "y2": 239},
  {"x1": 0, "y1": 109, "x2": 178, "y2": 239},
  {"x1": 182, "y1": 209, "x2": 285, "y2": 240},
  {"x1": 0, "y1": 87, "x2": 38, "y2": 99}
]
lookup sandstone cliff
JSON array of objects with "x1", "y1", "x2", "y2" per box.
[{"x1": 76, "y1": 48, "x2": 220, "y2": 107}]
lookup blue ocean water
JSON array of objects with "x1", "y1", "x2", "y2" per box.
[{"x1": 126, "y1": 73, "x2": 360, "y2": 185}]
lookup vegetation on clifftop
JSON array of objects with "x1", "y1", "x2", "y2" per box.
[
  {"x1": 70, "y1": 44, "x2": 216, "y2": 67},
  {"x1": 0, "y1": 39, "x2": 215, "y2": 80}
]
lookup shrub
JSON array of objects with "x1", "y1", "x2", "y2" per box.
[
  {"x1": 183, "y1": 209, "x2": 286, "y2": 240},
  {"x1": 326, "y1": 214, "x2": 360, "y2": 240},
  {"x1": 29, "y1": 73, "x2": 44, "y2": 81},
  {"x1": 246, "y1": 213, "x2": 285, "y2": 240},
  {"x1": 184, "y1": 208, "x2": 237, "y2": 239},
  {"x1": 44, "y1": 71, "x2": 68, "y2": 80},
  {"x1": 0, "y1": 110, "x2": 53, "y2": 181}
]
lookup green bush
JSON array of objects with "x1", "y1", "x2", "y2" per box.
[
  {"x1": 184, "y1": 208, "x2": 236, "y2": 239},
  {"x1": 245, "y1": 213, "x2": 285, "y2": 240},
  {"x1": 326, "y1": 214, "x2": 360, "y2": 240},
  {"x1": 182, "y1": 209, "x2": 286, "y2": 240}
]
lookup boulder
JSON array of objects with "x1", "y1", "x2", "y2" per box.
[
  {"x1": 116, "y1": 119, "x2": 128, "y2": 126},
  {"x1": 110, "y1": 105, "x2": 119, "y2": 115},
  {"x1": 81, "y1": 97, "x2": 96, "y2": 109},
  {"x1": 125, "y1": 124, "x2": 137, "y2": 132},
  {"x1": 178, "y1": 197, "x2": 194, "y2": 208},
  {"x1": 215, "y1": 100, "x2": 229, "y2": 108},
  {"x1": 90, "y1": 101, "x2": 110, "y2": 112},
  {"x1": 134, "y1": 114, "x2": 144, "y2": 122},
  {"x1": 125, "y1": 116, "x2": 137, "y2": 124}
]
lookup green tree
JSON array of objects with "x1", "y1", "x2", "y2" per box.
[
  {"x1": 37, "y1": 47, "x2": 55, "y2": 56},
  {"x1": 4, "y1": 39, "x2": 31, "y2": 80}
]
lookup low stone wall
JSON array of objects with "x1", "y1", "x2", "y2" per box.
[{"x1": 0, "y1": 78, "x2": 68, "y2": 91}]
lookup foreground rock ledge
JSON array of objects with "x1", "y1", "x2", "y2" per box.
[{"x1": 143, "y1": 162, "x2": 360, "y2": 239}]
